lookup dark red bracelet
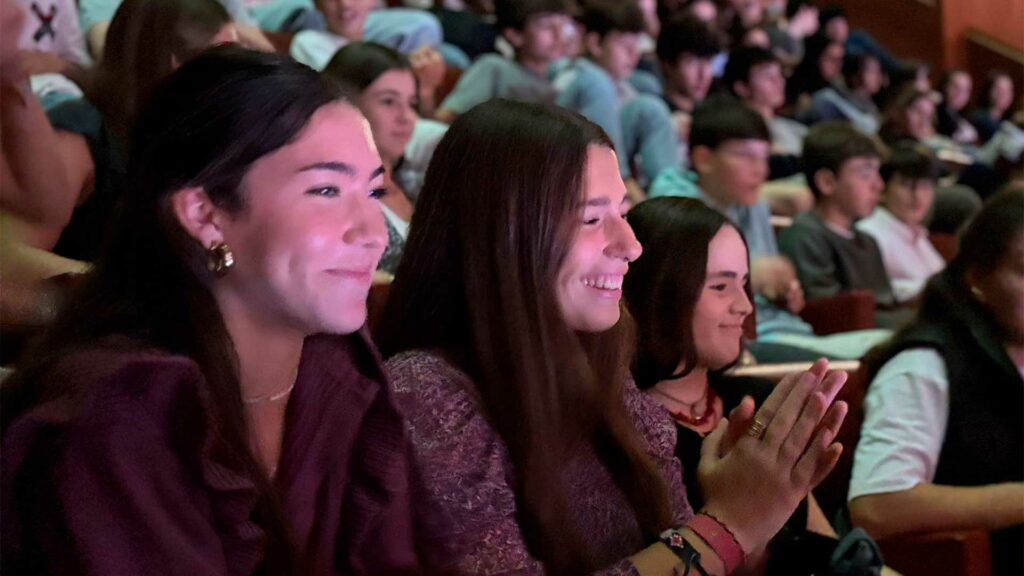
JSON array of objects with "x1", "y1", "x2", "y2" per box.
[{"x1": 687, "y1": 513, "x2": 746, "y2": 573}]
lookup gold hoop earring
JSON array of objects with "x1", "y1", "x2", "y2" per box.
[{"x1": 207, "y1": 241, "x2": 234, "y2": 277}]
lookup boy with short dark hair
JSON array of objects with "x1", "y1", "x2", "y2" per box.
[
  {"x1": 724, "y1": 46, "x2": 806, "y2": 158},
  {"x1": 799, "y1": 52, "x2": 882, "y2": 134},
  {"x1": 677, "y1": 97, "x2": 795, "y2": 306},
  {"x1": 552, "y1": 0, "x2": 678, "y2": 185},
  {"x1": 857, "y1": 143, "x2": 944, "y2": 302},
  {"x1": 779, "y1": 121, "x2": 910, "y2": 327},
  {"x1": 654, "y1": 14, "x2": 720, "y2": 168},
  {"x1": 436, "y1": 0, "x2": 570, "y2": 122},
  {"x1": 656, "y1": 14, "x2": 719, "y2": 117}
]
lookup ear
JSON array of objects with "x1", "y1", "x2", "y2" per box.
[
  {"x1": 732, "y1": 80, "x2": 751, "y2": 99},
  {"x1": 691, "y1": 145, "x2": 714, "y2": 175},
  {"x1": 504, "y1": 27, "x2": 524, "y2": 49},
  {"x1": 813, "y1": 168, "x2": 837, "y2": 198},
  {"x1": 585, "y1": 31, "x2": 603, "y2": 58},
  {"x1": 170, "y1": 186, "x2": 227, "y2": 250}
]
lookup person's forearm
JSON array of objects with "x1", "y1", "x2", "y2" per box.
[
  {"x1": 850, "y1": 482, "x2": 1024, "y2": 540},
  {"x1": 1, "y1": 214, "x2": 88, "y2": 281},
  {"x1": 418, "y1": 90, "x2": 437, "y2": 117},
  {"x1": 806, "y1": 494, "x2": 837, "y2": 537},
  {"x1": 0, "y1": 79, "x2": 75, "y2": 228},
  {"x1": 63, "y1": 61, "x2": 92, "y2": 90}
]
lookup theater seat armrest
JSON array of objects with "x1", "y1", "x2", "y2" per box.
[{"x1": 877, "y1": 530, "x2": 992, "y2": 576}]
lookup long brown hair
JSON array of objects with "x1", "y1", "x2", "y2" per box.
[
  {"x1": 3, "y1": 47, "x2": 350, "y2": 572},
  {"x1": 377, "y1": 99, "x2": 673, "y2": 574},
  {"x1": 89, "y1": 0, "x2": 230, "y2": 137}
]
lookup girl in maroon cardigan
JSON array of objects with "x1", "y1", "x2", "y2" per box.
[{"x1": 2, "y1": 47, "x2": 450, "y2": 575}]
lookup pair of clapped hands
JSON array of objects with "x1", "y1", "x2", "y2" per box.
[{"x1": 695, "y1": 359, "x2": 847, "y2": 558}]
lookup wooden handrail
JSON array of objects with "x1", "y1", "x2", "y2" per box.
[
  {"x1": 964, "y1": 29, "x2": 1024, "y2": 65},
  {"x1": 729, "y1": 360, "x2": 861, "y2": 382}
]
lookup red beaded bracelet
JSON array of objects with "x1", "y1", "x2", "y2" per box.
[{"x1": 687, "y1": 513, "x2": 746, "y2": 573}]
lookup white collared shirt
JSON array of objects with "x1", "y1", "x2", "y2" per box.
[
  {"x1": 850, "y1": 347, "x2": 1024, "y2": 502},
  {"x1": 857, "y1": 208, "x2": 945, "y2": 302},
  {"x1": 849, "y1": 348, "x2": 948, "y2": 501}
]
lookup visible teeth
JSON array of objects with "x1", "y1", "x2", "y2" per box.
[{"x1": 582, "y1": 276, "x2": 622, "y2": 290}]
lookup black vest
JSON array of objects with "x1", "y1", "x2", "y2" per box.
[{"x1": 869, "y1": 272, "x2": 1023, "y2": 575}]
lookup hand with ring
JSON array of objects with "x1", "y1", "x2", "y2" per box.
[{"x1": 694, "y1": 358, "x2": 848, "y2": 556}]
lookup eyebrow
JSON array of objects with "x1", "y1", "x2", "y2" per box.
[
  {"x1": 707, "y1": 271, "x2": 749, "y2": 280},
  {"x1": 583, "y1": 190, "x2": 631, "y2": 208},
  {"x1": 853, "y1": 160, "x2": 881, "y2": 169},
  {"x1": 298, "y1": 162, "x2": 387, "y2": 183},
  {"x1": 298, "y1": 161, "x2": 355, "y2": 176}
]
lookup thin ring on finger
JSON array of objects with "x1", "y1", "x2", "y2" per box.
[{"x1": 746, "y1": 417, "x2": 769, "y2": 440}]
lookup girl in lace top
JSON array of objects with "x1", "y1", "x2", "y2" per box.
[{"x1": 378, "y1": 98, "x2": 851, "y2": 575}]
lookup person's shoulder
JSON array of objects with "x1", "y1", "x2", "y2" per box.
[
  {"x1": 852, "y1": 224, "x2": 883, "y2": 247},
  {"x1": 385, "y1": 351, "x2": 513, "y2": 496},
  {"x1": 772, "y1": 115, "x2": 809, "y2": 134},
  {"x1": 855, "y1": 208, "x2": 884, "y2": 231},
  {"x1": 468, "y1": 53, "x2": 514, "y2": 73},
  {"x1": 289, "y1": 30, "x2": 345, "y2": 69},
  {"x1": 790, "y1": 211, "x2": 824, "y2": 230},
  {"x1": 748, "y1": 198, "x2": 775, "y2": 221},
  {"x1": 569, "y1": 57, "x2": 610, "y2": 79},
  {"x1": 8, "y1": 340, "x2": 209, "y2": 443},
  {"x1": 779, "y1": 211, "x2": 821, "y2": 240},
  {"x1": 386, "y1": 349, "x2": 463, "y2": 393},
  {"x1": 386, "y1": 350, "x2": 483, "y2": 428},
  {"x1": 622, "y1": 378, "x2": 677, "y2": 458},
  {"x1": 649, "y1": 169, "x2": 701, "y2": 199},
  {"x1": 57, "y1": 340, "x2": 203, "y2": 400},
  {"x1": 291, "y1": 29, "x2": 341, "y2": 46},
  {"x1": 443, "y1": 55, "x2": 513, "y2": 109},
  {"x1": 874, "y1": 347, "x2": 947, "y2": 385},
  {"x1": 412, "y1": 118, "x2": 449, "y2": 141}
]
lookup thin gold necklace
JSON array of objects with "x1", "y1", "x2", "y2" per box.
[
  {"x1": 243, "y1": 367, "x2": 299, "y2": 404},
  {"x1": 243, "y1": 382, "x2": 295, "y2": 404}
]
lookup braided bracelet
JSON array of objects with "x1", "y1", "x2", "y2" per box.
[{"x1": 658, "y1": 529, "x2": 710, "y2": 576}]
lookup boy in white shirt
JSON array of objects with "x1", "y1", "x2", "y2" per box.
[{"x1": 857, "y1": 142, "x2": 945, "y2": 303}]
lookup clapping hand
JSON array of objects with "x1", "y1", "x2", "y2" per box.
[{"x1": 696, "y1": 359, "x2": 848, "y2": 555}]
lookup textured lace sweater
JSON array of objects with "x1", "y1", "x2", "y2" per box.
[{"x1": 387, "y1": 350, "x2": 694, "y2": 575}]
